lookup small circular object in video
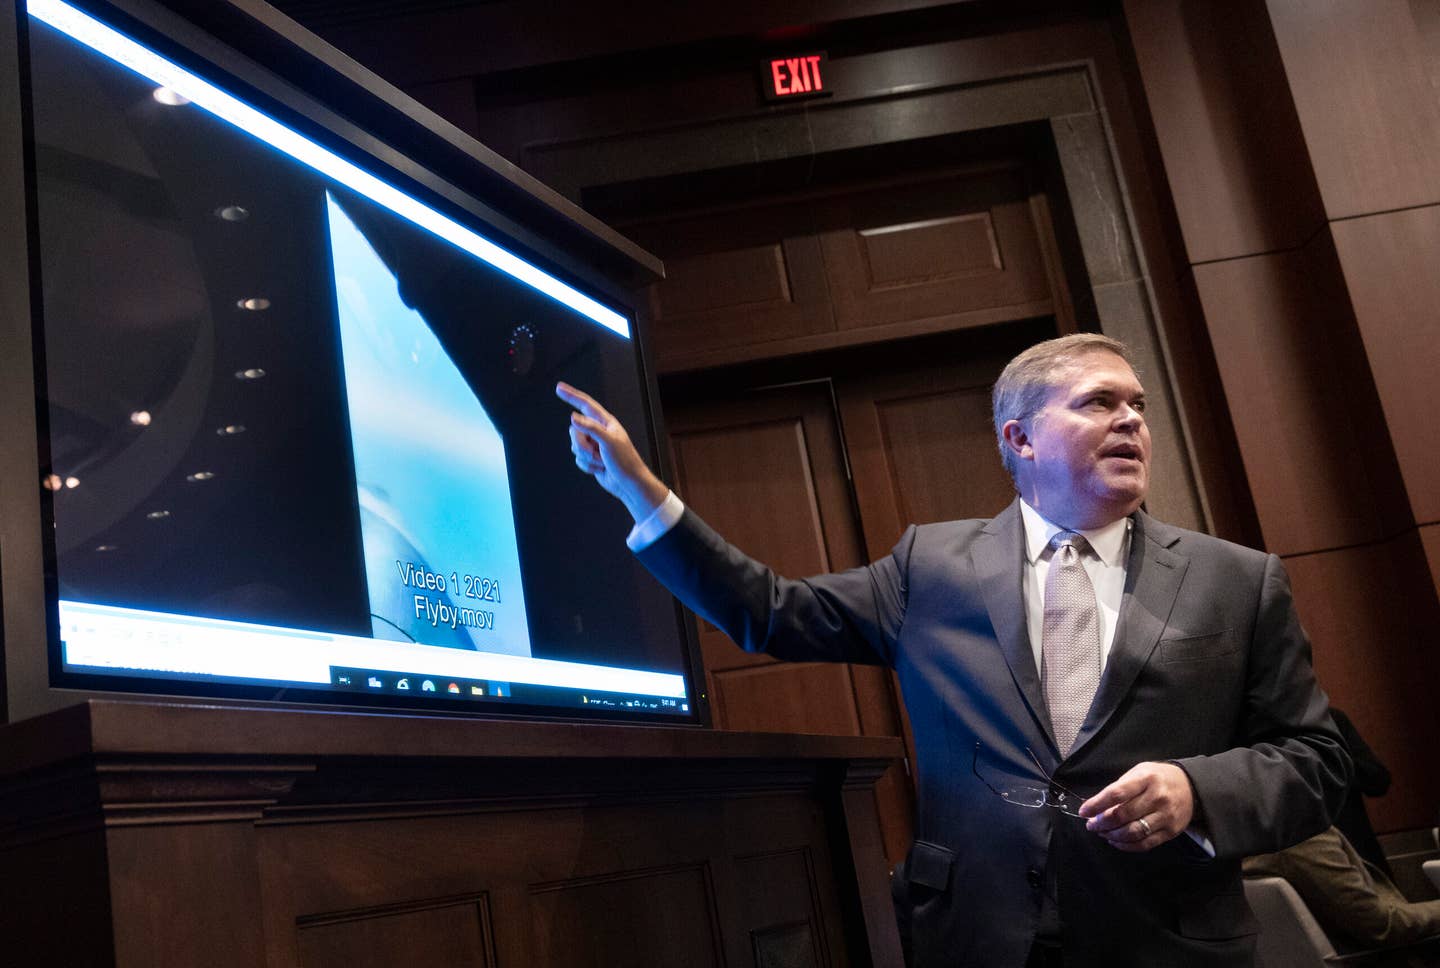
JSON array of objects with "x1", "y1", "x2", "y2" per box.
[{"x1": 508, "y1": 322, "x2": 537, "y2": 377}]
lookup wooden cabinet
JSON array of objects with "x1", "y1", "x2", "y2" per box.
[{"x1": 0, "y1": 701, "x2": 903, "y2": 968}]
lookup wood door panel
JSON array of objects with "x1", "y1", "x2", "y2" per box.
[
  {"x1": 530, "y1": 865, "x2": 722, "y2": 968},
  {"x1": 670, "y1": 417, "x2": 833, "y2": 581},
  {"x1": 733, "y1": 849, "x2": 826, "y2": 937},
  {"x1": 751, "y1": 922, "x2": 820, "y2": 968},
  {"x1": 859, "y1": 212, "x2": 1001, "y2": 287},
  {"x1": 670, "y1": 410, "x2": 835, "y2": 677},
  {"x1": 296, "y1": 896, "x2": 493, "y2": 968},
  {"x1": 847, "y1": 665, "x2": 904, "y2": 739},
  {"x1": 667, "y1": 384, "x2": 866, "y2": 689},
  {"x1": 712, "y1": 662, "x2": 862, "y2": 736},
  {"x1": 816, "y1": 168, "x2": 1052, "y2": 332},
  {"x1": 874, "y1": 386, "x2": 1013, "y2": 529},
  {"x1": 735, "y1": 849, "x2": 829, "y2": 968},
  {"x1": 630, "y1": 203, "x2": 834, "y2": 365},
  {"x1": 662, "y1": 243, "x2": 793, "y2": 315},
  {"x1": 838, "y1": 353, "x2": 1018, "y2": 560}
]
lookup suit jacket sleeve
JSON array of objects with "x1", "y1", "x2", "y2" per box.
[
  {"x1": 634, "y1": 507, "x2": 909, "y2": 667},
  {"x1": 1172, "y1": 553, "x2": 1352, "y2": 859}
]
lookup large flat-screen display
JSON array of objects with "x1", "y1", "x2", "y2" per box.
[{"x1": 3, "y1": 0, "x2": 698, "y2": 722}]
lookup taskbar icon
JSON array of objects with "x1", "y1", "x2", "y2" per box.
[{"x1": 329, "y1": 665, "x2": 510, "y2": 702}]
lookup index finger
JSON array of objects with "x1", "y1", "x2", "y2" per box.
[
  {"x1": 555, "y1": 381, "x2": 613, "y2": 423},
  {"x1": 1078, "y1": 777, "x2": 1140, "y2": 819}
]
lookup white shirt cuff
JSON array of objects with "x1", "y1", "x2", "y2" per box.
[{"x1": 626, "y1": 490, "x2": 685, "y2": 551}]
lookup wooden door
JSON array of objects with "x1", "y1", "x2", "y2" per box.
[
  {"x1": 664, "y1": 381, "x2": 916, "y2": 864},
  {"x1": 665, "y1": 382, "x2": 864, "y2": 733},
  {"x1": 661, "y1": 347, "x2": 1026, "y2": 868},
  {"x1": 836, "y1": 351, "x2": 1020, "y2": 560},
  {"x1": 634, "y1": 159, "x2": 1076, "y2": 867}
]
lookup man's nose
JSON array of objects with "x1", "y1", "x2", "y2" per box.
[{"x1": 1115, "y1": 404, "x2": 1144, "y2": 428}]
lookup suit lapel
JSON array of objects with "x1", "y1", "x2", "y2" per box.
[
  {"x1": 1069, "y1": 510, "x2": 1189, "y2": 757},
  {"x1": 972, "y1": 500, "x2": 1056, "y2": 744}
]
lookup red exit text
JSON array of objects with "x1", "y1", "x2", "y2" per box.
[{"x1": 763, "y1": 53, "x2": 829, "y2": 101}]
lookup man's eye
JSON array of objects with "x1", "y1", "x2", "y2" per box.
[{"x1": 1133, "y1": 400, "x2": 1147, "y2": 413}]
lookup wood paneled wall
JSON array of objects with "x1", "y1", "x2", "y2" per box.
[
  {"x1": 628, "y1": 166, "x2": 1055, "y2": 373},
  {"x1": 286, "y1": 0, "x2": 1220, "y2": 534},
  {"x1": 1124, "y1": 0, "x2": 1440, "y2": 831},
  {"x1": 275, "y1": 0, "x2": 1440, "y2": 831}
]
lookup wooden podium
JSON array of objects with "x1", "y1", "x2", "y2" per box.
[{"x1": 0, "y1": 701, "x2": 904, "y2": 967}]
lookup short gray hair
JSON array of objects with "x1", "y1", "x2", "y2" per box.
[{"x1": 991, "y1": 333, "x2": 1134, "y2": 480}]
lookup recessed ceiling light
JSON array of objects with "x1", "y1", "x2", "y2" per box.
[
  {"x1": 186, "y1": 471, "x2": 216, "y2": 482},
  {"x1": 235, "y1": 368, "x2": 266, "y2": 380},
  {"x1": 236, "y1": 297, "x2": 270, "y2": 311},
  {"x1": 95, "y1": 544, "x2": 118, "y2": 552},
  {"x1": 64, "y1": 476, "x2": 80, "y2": 489},
  {"x1": 146, "y1": 510, "x2": 171, "y2": 520},
  {"x1": 41, "y1": 474, "x2": 62, "y2": 491},
  {"x1": 129, "y1": 410, "x2": 152, "y2": 426},
  {"x1": 152, "y1": 86, "x2": 189, "y2": 106},
  {"x1": 28, "y1": 0, "x2": 629, "y2": 340},
  {"x1": 215, "y1": 205, "x2": 249, "y2": 222},
  {"x1": 216, "y1": 424, "x2": 246, "y2": 436}
]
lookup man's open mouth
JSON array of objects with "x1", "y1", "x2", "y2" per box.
[{"x1": 1101, "y1": 442, "x2": 1143, "y2": 461}]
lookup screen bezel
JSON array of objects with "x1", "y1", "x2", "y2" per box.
[{"x1": 0, "y1": 0, "x2": 708, "y2": 726}]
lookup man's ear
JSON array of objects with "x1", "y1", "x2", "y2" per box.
[{"x1": 1001, "y1": 419, "x2": 1034, "y2": 463}]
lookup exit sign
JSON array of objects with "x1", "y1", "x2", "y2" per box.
[{"x1": 762, "y1": 52, "x2": 830, "y2": 102}]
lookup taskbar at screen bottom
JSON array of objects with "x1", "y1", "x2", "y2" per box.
[{"x1": 329, "y1": 666, "x2": 691, "y2": 715}]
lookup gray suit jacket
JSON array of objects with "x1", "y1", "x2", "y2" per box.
[{"x1": 637, "y1": 499, "x2": 1350, "y2": 968}]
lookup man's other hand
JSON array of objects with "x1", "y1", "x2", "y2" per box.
[
  {"x1": 556, "y1": 382, "x2": 670, "y2": 523},
  {"x1": 1078, "y1": 761, "x2": 1195, "y2": 852}
]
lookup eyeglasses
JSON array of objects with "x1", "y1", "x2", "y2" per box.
[{"x1": 972, "y1": 742, "x2": 1089, "y2": 817}]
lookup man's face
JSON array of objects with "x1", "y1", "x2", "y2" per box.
[{"x1": 1010, "y1": 351, "x2": 1151, "y2": 529}]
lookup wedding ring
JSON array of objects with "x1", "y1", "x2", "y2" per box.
[{"x1": 1137, "y1": 817, "x2": 1152, "y2": 837}]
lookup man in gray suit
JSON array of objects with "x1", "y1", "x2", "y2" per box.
[{"x1": 558, "y1": 333, "x2": 1350, "y2": 967}]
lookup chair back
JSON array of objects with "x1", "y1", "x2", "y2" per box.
[{"x1": 1243, "y1": 875, "x2": 1338, "y2": 967}]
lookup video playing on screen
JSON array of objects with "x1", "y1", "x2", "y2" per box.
[
  {"x1": 25, "y1": 0, "x2": 693, "y2": 718},
  {"x1": 328, "y1": 194, "x2": 532, "y2": 658}
]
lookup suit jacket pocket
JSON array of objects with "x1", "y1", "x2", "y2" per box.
[
  {"x1": 906, "y1": 840, "x2": 955, "y2": 892},
  {"x1": 1177, "y1": 888, "x2": 1258, "y2": 941},
  {"x1": 1157, "y1": 628, "x2": 1238, "y2": 664}
]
